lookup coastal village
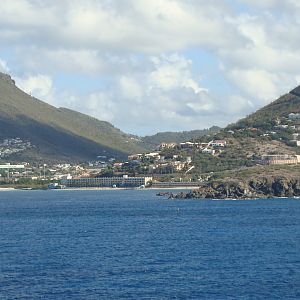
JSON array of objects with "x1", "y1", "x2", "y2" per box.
[
  {"x1": 0, "y1": 138, "x2": 33, "y2": 158},
  {"x1": 1, "y1": 111, "x2": 300, "y2": 190}
]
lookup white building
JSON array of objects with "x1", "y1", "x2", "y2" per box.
[
  {"x1": 288, "y1": 113, "x2": 300, "y2": 120},
  {"x1": 145, "y1": 152, "x2": 160, "y2": 159},
  {"x1": 202, "y1": 149, "x2": 216, "y2": 155},
  {"x1": 156, "y1": 142, "x2": 177, "y2": 150},
  {"x1": 128, "y1": 154, "x2": 143, "y2": 160},
  {"x1": 211, "y1": 140, "x2": 227, "y2": 147},
  {"x1": 62, "y1": 175, "x2": 153, "y2": 188}
]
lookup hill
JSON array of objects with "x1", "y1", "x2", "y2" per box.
[
  {"x1": 176, "y1": 164, "x2": 300, "y2": 199},
  {"x1": 142, "y1": 126, "x2": 221, "y2": 149},
  {"x1": 184, "y1": 86, "x2": 300, "y2": 175},
  {"x1": 0, "y1": 72, "x2": 146, "y2": 162},
  {"x1": 227, "y1": 86, "x2": 300, "y2": 132}
]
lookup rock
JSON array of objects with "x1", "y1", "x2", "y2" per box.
[{"x1": 175, "y1": 177, "x2": 300, "y2": 199}]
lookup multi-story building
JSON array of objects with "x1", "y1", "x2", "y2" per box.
[{"x1": 62, "y1": 175, "x2": 153, "y2": 188}]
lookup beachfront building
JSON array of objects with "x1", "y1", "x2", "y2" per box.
[{"x1": 62, "y1": 175, "x2": 153, "y2": 188}]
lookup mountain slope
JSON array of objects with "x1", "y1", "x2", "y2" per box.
[
  {"x1": 0, "y1": 72, "x2": 146, "y2": 162},
  {"x1": 227, "y1": 86, "x2": 300, "y2": 130},
  {"x1": 187, "y1": 85, "x2": 300, "y2": 175}
]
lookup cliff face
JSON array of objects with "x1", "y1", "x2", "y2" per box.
[{"x1": 176, "y1": 177, "x2": 300, "y2": 199}]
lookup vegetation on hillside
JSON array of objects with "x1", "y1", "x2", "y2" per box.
[{"x1": 142, "y1": 126, "x2": 221, "y2": 148}]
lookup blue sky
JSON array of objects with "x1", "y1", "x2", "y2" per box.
[{"x1": 0, "y1": 0, "x2": 300, "y2": 135}]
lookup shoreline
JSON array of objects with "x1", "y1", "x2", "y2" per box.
[
  {"x1": 0, "y1": 186, "x2": 198, "y2": 192},
  {"x1": 0, "y1": 187, "x2": 299, "y2": 200},
  {"x1": 53, "y1": 187, "x2": 199, "y2": 191},
  {"x1": 0, "y1": 187, "x2": 16, "y2": 191}
]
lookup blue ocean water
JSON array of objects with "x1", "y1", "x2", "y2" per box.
[{"x1": 0, "y1": 190, "x2": 299, "y2": 299}]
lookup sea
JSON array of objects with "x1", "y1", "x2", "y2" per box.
[{"x1": 0, "y1": 190, "x2": 299, "y2": 299}]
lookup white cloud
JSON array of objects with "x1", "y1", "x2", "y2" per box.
[
  {"x1": 219, "y1": 7, "x2": 300, "y2": 109},
  {"x1": 24, "y1": 49, "x2": 107, "y2": 75},
  {"x1": 0, "y1": 0, "x2": 246, "y2": 53},
  {"x1": 58, "y1": 54, "x2": 231, "y2": 134},
  {"x1": 0, "y1": 59, "x2": 9, "y2": 73},
  {"x1": 85, "y1": 92, "x2": 115, "y2": 122},
  {"x1": 227, "y1": 69, "x2": 280, "y2": 103},
  {"x1": 15, "y1": 74, "x2": 56, "y2": 105},
  {"x1": 225, "y1": 95, "x2": 254, "y2": 114},
  {"x1": 119, "y1": 76, "x2": 143, "y2": 101},
  {"x1": 1, "y1": 1, "x2": 300, "y2": 134},
  {"x1": 149, "y1": 54, "x2": 205, "y2": 93},
  {"x1": 237, "y1": 0, "x2": 300, "y2": 10}
]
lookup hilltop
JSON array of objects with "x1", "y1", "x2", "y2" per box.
[{"x1": 0, "y1": 72, "x2": 147, "y2": 162}]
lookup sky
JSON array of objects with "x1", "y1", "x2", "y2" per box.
[{"x1": 0, "y1": 0, "x2": 300, "y2": 135}]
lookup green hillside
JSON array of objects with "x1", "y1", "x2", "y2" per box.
[
  {"x1": 0, "y1": 72, "x2": 146, "y2": 162},
  {"x1": 142, "y1": 126, "x2": 221, "y2": 149}
]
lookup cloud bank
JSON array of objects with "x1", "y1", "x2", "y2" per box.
[{"x1": 0, "y1": 0, "x2": 300, "y2": 134}]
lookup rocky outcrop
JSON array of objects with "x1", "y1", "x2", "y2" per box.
[
  {"x1": 0, "y1": 72, "x2": 15, "y2": 85},
  {"x1": 175, "y1": 177, "x2": 300, "y2": 199}
]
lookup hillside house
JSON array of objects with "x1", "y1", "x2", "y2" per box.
[
  {"x1": 211, "y1": 140, "x2": 227, "y2": 147},
  {"x1": 171, "y1": 161, "x2": 186, "y2": 171},
  {"x1": 180, "y1": 142, "x2": 195, "y2": 149},
  {"x1": 289, "y1": 113, "x2": 300, "y2": 120},
  {"x1": 156, "y1": 142, "x2": 178, "y2": 150},
  {"x1": 128, "y1": 154, "x2": 143, "y2": 160},
  {"x1": 186, "y1": 156, "x2": 192, "y2": 163},
  {"x1": 145, "y1": 152, "x2": 160, "y2": 159},
  {"x1": 291, "y1": 140, "x2": 300, "y2": 147},
  {"x1": 179, "y1": 142, "x2": 203, "y2": 149},
  {"x1": 202, "y1": 149, "x2": 216, "y2": 155}
]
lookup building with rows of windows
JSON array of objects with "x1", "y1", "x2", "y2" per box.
[{"x1": 62, "y1": 175, "x2": 153, "y2": 188}]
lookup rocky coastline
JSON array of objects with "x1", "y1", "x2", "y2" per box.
[{"x1": 168, "y1": 177, "x2": 300, "y2": 199}]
